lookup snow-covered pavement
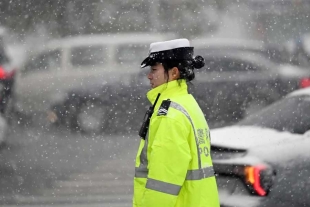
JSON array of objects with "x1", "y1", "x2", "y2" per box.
[{"x1": 0, "y1": 125, "x2": 139, "y2": 206}]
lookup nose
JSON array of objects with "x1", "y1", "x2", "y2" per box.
[{"x1": 147, "y1": 71, "x2": 152, "y2": 80}]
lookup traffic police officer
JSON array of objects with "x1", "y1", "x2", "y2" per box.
[{"x1": 133, "y1": 38, "x2": 220, "y2": 207}]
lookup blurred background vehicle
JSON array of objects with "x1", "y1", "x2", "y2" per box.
[
  {"x1": 13, "y1": 33, "x2": 174, "y2": 134},
  {"x1": 210, "y1": 87, "x2": 310, "y2": 207},
  {"x1": 190, "y1": 47, "x2": 310, "y2": 127},
  {"x1": 49, "y1": 61, "x2": 153, "y2": 135},
  {"x1": 0, "y1": 27, "x2": 17, "y2": 121},
  {"x1": 102, "y1": 44, "x2": 310, "y2": 132}
]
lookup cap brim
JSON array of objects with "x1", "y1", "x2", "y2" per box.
[
  {"x1": 141, "y1": 47, "x2": 194, "y2": 68},
  {"x1": 140, "y1": 57, "x2": 152, "y2": 68}
]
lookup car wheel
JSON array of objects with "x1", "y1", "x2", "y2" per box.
[{"x1": 76, "y1": 99, "x2": 108, "y2": 135}]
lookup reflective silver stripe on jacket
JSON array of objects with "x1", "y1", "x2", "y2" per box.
[
  {"x1": 170, "y1": 101, "x2": 201, "y2": 169},
  {"x1": 186, "y1": 166, "x2": 215, "y2": 180},
  {"x1": 135, "y1": 166, "x2": 214, "y2": 180},
  {"x1": 146, "y1": 178, "x2": 181, "y2": 195}
]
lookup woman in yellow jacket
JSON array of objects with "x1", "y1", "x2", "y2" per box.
[{"x1": 133, "y1": 38, "x2": 220, "y2": 207}]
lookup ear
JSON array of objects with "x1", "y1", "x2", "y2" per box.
[{"x1": 169, "y1": 67, "x2": 180, "y2": 80}]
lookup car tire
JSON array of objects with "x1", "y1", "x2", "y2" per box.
[{"x1": 75, "y1": 99, "x2": 109, "y2": 135}]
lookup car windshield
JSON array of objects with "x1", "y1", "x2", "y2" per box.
[{"x1": 237, "y1": 95, "x2": 310, "y2": 134}]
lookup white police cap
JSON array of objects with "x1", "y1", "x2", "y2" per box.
[{"x1": 141, "y1": 38, "x2": 194, "y2": 68}]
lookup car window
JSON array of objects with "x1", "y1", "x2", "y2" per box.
[
  {"x1": 70, "y1": 46, "x2": 107, "y2": 67},
  {"x1": 202, "y1": 57, "x2": 260, "y2": 73},
  {"x1": 24, "y1": 50, "x2": 61, "y2": 74},
  {"x1": 116, "y1": 44, "x2": 148, "y2": 65},
  {"x1": 237, "y1": 96, "x2": 310, "y2": 134},
  {"x1": 195, "y1": 47, "x2": 288, "y2": 64}
]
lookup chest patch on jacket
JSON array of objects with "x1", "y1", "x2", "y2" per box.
[{"x1": 157, "y1": 99, "x2": 171, "y2": 116}]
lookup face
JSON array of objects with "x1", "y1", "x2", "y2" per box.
[
  {"x1": 147, "y1": 63, "x2": 180, "y2": 89},
  {"x1": 147, "y1": 63, "x2": 167, "y2": 88}
]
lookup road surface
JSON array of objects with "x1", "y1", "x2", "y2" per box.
[{"x1": 0, "y1": 124, "x2": 139, "y2": 207}]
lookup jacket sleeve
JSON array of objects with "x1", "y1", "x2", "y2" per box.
[{"x1": 141, "y1": 116, "x2": 192, "y2": 207}]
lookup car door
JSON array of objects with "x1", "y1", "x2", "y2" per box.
[{"x1": 15, "y1": 49, "x2": 63, "y2": 116}]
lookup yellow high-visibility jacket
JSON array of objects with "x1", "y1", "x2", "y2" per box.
[{"x1": 133, "y1": 80, "x2": 220, "y2": 207}]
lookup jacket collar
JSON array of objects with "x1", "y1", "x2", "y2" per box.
[{"x1": 147, "y1": 79, "x2": 188, "y2": 104}]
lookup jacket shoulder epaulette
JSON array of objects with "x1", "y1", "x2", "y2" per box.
[{"x1": 157, "y1": 99, "x2": 171, "y2": 116}]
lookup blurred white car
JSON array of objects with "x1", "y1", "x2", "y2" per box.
[{"x1": 14, "y1": 33, "x2": 175, "y2": 133}]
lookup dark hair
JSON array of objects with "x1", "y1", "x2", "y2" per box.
[{"x1": 161, "y1": 55, "x2": 205, "y2": 82}]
